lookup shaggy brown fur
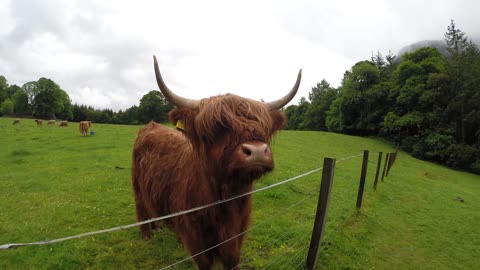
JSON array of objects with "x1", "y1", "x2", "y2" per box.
[
  {"x1": 59, "y1": 120, "x2": 68, "y2": 127},
  {"x1": 34, "y1": 119, "x2": 43, "y2": 125},
  {"x1": 132, "y1": 93, "x2": 286, "y2": 270},
  {"x1": 79, "y1": 121, "x2": 91, "y2": 136}
]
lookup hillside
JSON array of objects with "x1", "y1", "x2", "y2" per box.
[{"x1": 0, "y1": 117, "x2": 478, "y2": 269}]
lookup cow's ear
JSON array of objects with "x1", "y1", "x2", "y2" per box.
[
  {"x1": 169, "y1": 108, "x2": 196, "y2": 132},
  {"x1": 270, "y1": 110, "x2": 287, "y2": 133}
]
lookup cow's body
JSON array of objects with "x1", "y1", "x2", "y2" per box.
[
  {"x1": 35, "y1": 119, "x2": 43, "y2": 125},
  {"x1": 133, "y1": 120, "x2": 256, "y2": 269},
  {"x1": 48, "y1": 120, "x2": 56, "y2": 125},
  {"x1": 59, "y1": 120, "x2": 68, "y2": 127},
  {"x1": 79, "y1": 121, "x2": 91, "y2": 136},
  {"x1": 132, "y1": 56, "x2": 301, "y2": 270}
]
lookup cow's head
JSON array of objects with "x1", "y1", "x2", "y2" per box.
[{"x1": 153, "y1": 56, "x2": 301, "y2": 181}]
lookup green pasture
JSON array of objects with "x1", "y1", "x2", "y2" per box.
[{"x1": 0, "y1": 117, "x2": 478, "y2": 269}]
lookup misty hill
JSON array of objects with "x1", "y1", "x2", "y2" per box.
[{"x1": 395, "y1": 40, "x2": 450, "y2": 62}]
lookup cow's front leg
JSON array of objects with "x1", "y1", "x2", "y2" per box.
[{"x1": 218, "y1": 238, "x2": 241, "y2": 270}]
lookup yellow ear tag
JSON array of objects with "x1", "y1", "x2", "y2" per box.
[{"x1": 176, "y1": 120, "x2": 185, "y2": 131}]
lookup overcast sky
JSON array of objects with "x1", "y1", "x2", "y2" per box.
[{"x1": 0, "y1": 0, "x2": 479, "y2": 111}]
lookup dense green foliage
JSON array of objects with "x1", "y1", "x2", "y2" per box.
[
  {"x1": 0, "y1": 117, "x2": 478, "y2": 269},
  {"x1": 285, "y1": 21, "x2": 480, "y2": 173}
]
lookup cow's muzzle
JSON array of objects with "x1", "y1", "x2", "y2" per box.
[{"x1": 236, "y1": 142, "x2": 273, "y2": 169}]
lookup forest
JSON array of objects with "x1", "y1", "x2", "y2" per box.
[
  {"x1": 285, "y1": 20, "x2": 479, "y2": 174},
  {"x1": 1, "y1": 21, "x2": 478, "y2": 173}
]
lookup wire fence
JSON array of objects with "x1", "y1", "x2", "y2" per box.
[{"x1": 1, "y1": 150, "x2": 399, "y2": 270}]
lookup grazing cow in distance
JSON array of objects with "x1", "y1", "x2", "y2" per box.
[
  {"x1": 12, "y1": 119, "x2": 20, "y2": 125},
  {"x1": 35, "y1": 119, "x2": 43, "y2": 125},
  {"x1": 79, "y1": 121, "x2": 92, "y2": 136},
  {"x1": 48, "y1": 120, "x2": 56, "y2": 125},
  {"x1": 59, "y1": 120, "x2": 68, "y2": 127},
  {"x1": 132, "y1": 56, "x2": 302, "y2": 270}
]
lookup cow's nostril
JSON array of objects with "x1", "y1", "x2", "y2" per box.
[{"x1": 242, "y1": 145, "x2": 252, "y2": 156}]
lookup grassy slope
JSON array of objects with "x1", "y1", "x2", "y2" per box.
[{"x1": 0, "y1": 117, "x2": 478, "y2": 269}]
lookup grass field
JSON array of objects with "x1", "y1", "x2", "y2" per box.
[{"x1": 0, "y1": 116, "x2": 478, "y2": 269}]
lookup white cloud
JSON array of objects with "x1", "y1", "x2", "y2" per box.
[{"x1": 0, "y1": 0, "x2": 479, "y2": 111}]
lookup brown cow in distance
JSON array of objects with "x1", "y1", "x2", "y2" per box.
[
  {"x1": 79, "y1": 121, "x2": 91, "y2": 136},
  {"x1": 132, "y1": 56, "x2": 301, "y2": 270},
  {"x1": 59, "y1": 120, "x2": 68, "y2": 127},
  {"x1": 12, "y1": 119, "x2": 20, "y2": 125},
  {"x1": 34, "y1": 119, "x2": 43, "y2": 125},
  {"x1": 48, "y1": 120, "x2": 56, "y2": 125}
]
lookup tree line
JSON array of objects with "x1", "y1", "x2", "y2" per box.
[
  {"x1": 285, "y1": 20, "x2": 480, "y2": 174},
  {"x1": 0, "y1": 78, "x2": 173, "y2": 125}
]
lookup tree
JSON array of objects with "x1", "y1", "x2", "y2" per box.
[
  {"x1": 335, "y1": 61, "x2": 384, "y2": 135},
  {"x1": 22, "y1": 81, "x2": 39, "y2": 106},
  {"x1": 284, "y1": 97, "x2": 310, "y2": 130},
  {"x1": 12, "y1": 88, "x2": 30, "y2": 115},
  {"x1": 302, "y1": 79, "x2": 338, "y2": 130},
  {"x1": 0, "y1": 75, "x2": 8, "y2": 103},
  {"x1": 31, "y1": 78, "x2": 73, "y2": 119},
  {"x1": 443, "y1": 21, "x2": 480, "y2": 144},
  {"x1": 444, "y1": 19, "x2": 468, "y2": 54},
  {"x1": 0, "y1": 99, "x2": 14, "y2": 115},
  {"x1": 137, "y1": 90, "x2": 173, "y2": 123},
  {"x1": 326, "y1": 95, "x2": 344, "y2": 132}
]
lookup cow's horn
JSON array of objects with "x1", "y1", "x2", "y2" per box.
[
  {"x1": 266, "y1": 69, "x2": 302, "y2": 110},
  {"x1": 154, "y1": 56, "x2": 200, "y2": 109}
]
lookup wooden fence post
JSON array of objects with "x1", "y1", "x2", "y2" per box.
[
  {"x1": 386, "y1": 152, "x2": 395, "y2": 177},
  {"x1": 306, "y1": 158, "x2": 336, "y2": 270},
  {"x1": 373, "y1": 152, "x2": 383, "y2": 190},
  {"x1": 356, "y1": 150, "x2": 369, "y2": 209},
  {"x1": 381, "y1": 153, "x2": 389, "y2": 181}
]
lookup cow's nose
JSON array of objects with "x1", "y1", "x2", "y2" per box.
[{"x1": 240, "y1": 142, "x2": 273, "y2": 167}]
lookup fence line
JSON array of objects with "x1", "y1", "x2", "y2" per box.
[{"x1": 0, "y1": 154, "x2": 362, "y2": 251}]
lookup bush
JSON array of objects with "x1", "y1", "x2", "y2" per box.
[
  {"x1": 0, "y1": 99, "x2": 14, "y2": 115},
  {"x1": 444, "y1": 144, "x2": 478, "y2": 170}
]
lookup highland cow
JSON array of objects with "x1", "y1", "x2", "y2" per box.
[
  {"x1": 79, "y1": 121, "x2": 91, "y2": 136},
  {"x1": 131, "y1": 56, "x2": 301, "y2": 270}
]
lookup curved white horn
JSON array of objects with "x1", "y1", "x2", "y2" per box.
[
  {"x1": 266, "y1": 69, "x2": 302, "y2": 110},
  {"x1": 154, "y1": 55, "x2": 200, "y2": 109}
]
